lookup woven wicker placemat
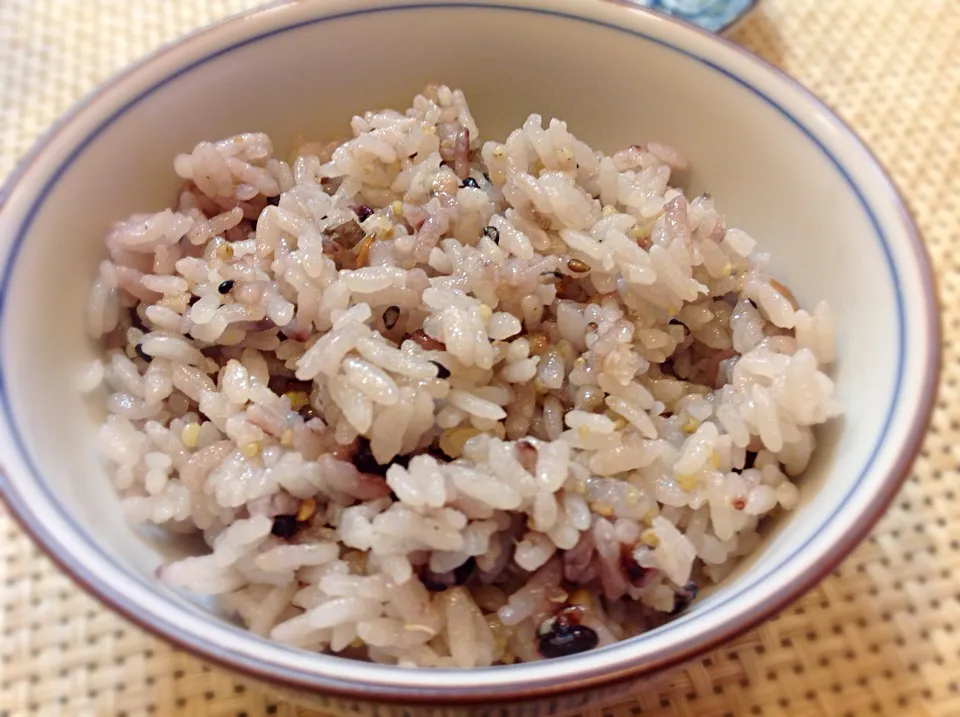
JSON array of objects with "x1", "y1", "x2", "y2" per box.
[{"x1": 1, "y1": 1, "x2": 957, "y2": 715}]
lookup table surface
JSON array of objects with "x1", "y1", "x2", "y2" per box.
[{"x1": 1, "y1": 1, "x2": 958, "y2": 715}]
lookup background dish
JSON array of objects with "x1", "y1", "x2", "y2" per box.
[{"x1": 632, "y1": 0, "x2": 757, "y2": 33}]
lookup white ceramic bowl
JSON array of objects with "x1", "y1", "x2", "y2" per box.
[{"x1": 0, "y1": 0, "x2": 939, "y2": 714}]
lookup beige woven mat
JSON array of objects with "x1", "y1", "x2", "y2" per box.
[{"x1": 1, "y1": 0, "x2": 958, "y2": 715}]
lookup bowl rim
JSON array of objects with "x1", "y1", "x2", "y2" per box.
[{"x1": 0, "y1": 0, "x2": 941, "y2": 705}]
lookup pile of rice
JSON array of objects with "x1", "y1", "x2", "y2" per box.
[{"x1": 84, "y1": 85, "x2": 841, "y2": 667}]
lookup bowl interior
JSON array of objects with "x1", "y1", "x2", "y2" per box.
[{"x1": 0, "y1": 0, "x2": 933, "y2": 697}]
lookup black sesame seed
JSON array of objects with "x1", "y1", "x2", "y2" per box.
[
  {"x1": 481, "y1": 226, "x2": 499, "y2": 244},
  {"x1": 461, "y1": 177, "x2": 480, "y2": 189},
  {"x1": 453, "y1": 556, "x2": 476, "y2": 586},
  {"x1": 432, "y1": 361, "x2": 451, "y2": 379},
  {"x1": 270, "y1": 515, "x2": 299, "y2": 539},
  {"x1": 382, "y1": 306, "x2": 400, "y2": 330},
  {"x1": 134, "y1": 344, "x2": 153, "y2": 363},
  {"x1": 355, "y1": 205, "x2": 374, "y2": 222},
  {"x1": 538, "y1": 624, "x2": 599, "y2": 659},
  {"x1": 266, "y1": 194, "x2": 281, "y2": 207},
  {"x1": 218, "y1": 280, "x2": 235, "y2": 294}
]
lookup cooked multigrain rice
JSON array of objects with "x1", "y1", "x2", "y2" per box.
[{"x1": 85, "y1": 85, "x2": 841, "y2": 666}]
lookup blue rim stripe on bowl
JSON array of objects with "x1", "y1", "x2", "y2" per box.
[{"x1": 0, "y1": 0, "x2": 932, "y2": 702}]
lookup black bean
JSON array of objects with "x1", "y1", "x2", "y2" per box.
[
  {"x1": 452, "y1": 557, "x2": 476, "y2": 586},
  {"x1": 538, "y1": 624, "x2": 599, "y2": 659},
  {"x1": 743, "y1": 451, "x2": 758, "y2": 470},
  {"x1": 354, "y1": 205, "x2": 374, "y2": 222},
  {"x1": 382, "y1": 306, "x2": 400, "y2": 330},
  {"x1": 481, "y1": 226, "x2": 499, "y2": 244},
  {"x1": 431, "y1": 361, "x2": 451, "y2": 379},
  {"x1": 266, "y1": 194, "x2": 281, "y2": 207},
  {"x1": 134, "y1": 344, "x2": 152, "y2": 363},
  {"x1": 460, "y1": 177, "x2": 480, "y2": 189},
  {"x1": 218, "y1": 279, "x2": 235, "y2": 294},
  {"x1": 270, "y1": 515, "x2": 299, "y2": 539},
  {"x1": 669, "y1": 582, "x2": 699, "y2": 615}
]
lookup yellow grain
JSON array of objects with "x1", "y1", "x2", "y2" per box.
[
  {"x1": 296, "y1": 497, "x2": 317, "y2": 522},
  {"x1": 180, "y1": 423, "x2": 201, "y2": 449},
  {"x1": 438, "y1": 426, "x2": 484, "y2": 459},
  {"x1": 568, "y1": 589, "x2": 594, "y2": 610},
  {"x1": 284, "y1": 391, "x2": 310, "y2": 411},
  {"x1": 590, "y1": 501, "x2": 614, "y2": 517}
]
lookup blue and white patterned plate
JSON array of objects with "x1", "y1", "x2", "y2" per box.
[{"x1": 633, "y1": 0, "x2": 758, "y2": 33}]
